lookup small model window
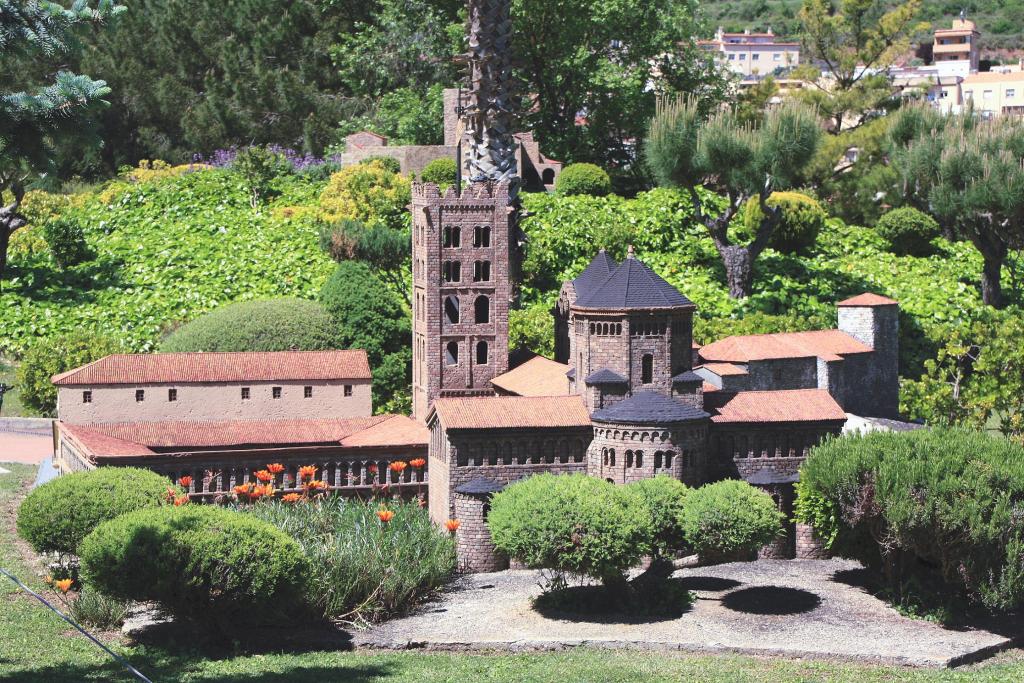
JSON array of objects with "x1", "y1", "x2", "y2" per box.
[
  {"x1": 444, "y1": 295, "x2": 460, "y2": 324},
  {"x1": 473, "y1": 225, "x2": 491, "y2": 248},
  {"x1": 474, "y1": 295, "x2": 490, "y2": 323},
  {"x1": 168, "y1": 388, "x2": 177, "y2": 402},
  {"x1": 635, "y1": 450, "x2": 644, "y2": 468},
  {"x1": 473, "y1": 260, "x2": 491, "y2": 282},
  {"x1": 272, "y1": 386, "x2": 282, "y2": 399},
  {"x1": 476, "y1": 340, "x2": 488, "y2": 365},
  {"x1": 443, "y1": 225, "x2": 461, "y2": 248},
  {"x1": 135, "y1": 389, "x2": 145, "y2": 402},
  {"x1": 641, "y1": 354, "x2": 653, "y2": 384},
  {"x1": 344, "y1": 385, "x2": 352, "y2": 397},
  {"x1": 304, "y1": 386, "x2": 313, "y2": 398},
  {"x1": 442, "y1": 260, "x2": 461, "y2": 282},
  {"x1": 446, "y1": 341, "x2": 459, "y2": 366},
  {"x1": 82, "y1": 391, "x2": 92, "y2": 404},
  {"x1": 241, "y1": 387, "x2": 250, "y2": 400}
]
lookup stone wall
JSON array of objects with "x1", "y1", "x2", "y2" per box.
[
  {"x1": 342, "y1": 145, "x2": 458, "y2": 177},
  {"x1": 708, "y1": 421, "x2": 845, "y2": 481},
  {"x1": 588, "y1": 421, "x2": 708, "y2": 487},
  {"x1": 454, "y1": 492, "x2": 508, "y2": 572},
  {"x1": 837, "y1": 304, "x2": 899, "y2": 418},
  {"x1": 795, "y1": 522, "x2": 829, "y2": 559}
]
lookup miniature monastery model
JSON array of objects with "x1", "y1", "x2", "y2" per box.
[{"x1": 52, "y1": 0, "x2": 900, "y2": 571}]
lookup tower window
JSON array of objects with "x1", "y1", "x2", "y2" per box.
[
  {"x1": 476, "y1": 340, "x2": 488, "y2": 364},
  {"x1": 641, "y1": 354, "x2": 653, "y2": 384},
  {"x1": 635, "y1": 450, "x2": 644, "y2": 468},
  {"x1": 474, "y1": 225, "x2": 491, "y2": 247},
  {"x1": 626, "y1": 450, "x2": 634, "y2": 468},
  {"x1": 473, "y1": 260, "x2": 491, "y2": 282},
  {"x1": 168, "y1": 388, "x2": 177, "y2": 402},
  {"x1": 135, "y1": 389, "x2": 145, "y2": 402},
  {"x1": 443, "y1": 225, "x2": 461, "y2": 248},
  {"x1": 444, "y1": 295, "x2": 460, "y2": 324},
  {"x1": 446, "y1": 341, "x2": 459, "y2": 365},
  {"x1": 442, "y1": 260, "x2": 461, "y2": 282},
  {"x1": 474, "y1": 295, "x2": 490, "y2": 323},
  {"x1": 609, "y1": 449, "x2": 615, "y2": 466}
]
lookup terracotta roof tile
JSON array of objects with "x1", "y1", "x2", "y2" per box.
[
  {"x1": 339, "y1": 415, "x2": 429, "y2": 448},
  {"x1": 491, "y1": 356, "x2": 570, "y2": 396},
  {"x1": 699, "y1": 362, "x2": 749, "y2": 377},
  {"x1": 836, "y1": 293, "x2": 899, "y2": 307},
  {"x1": 705, "y1": 389, "x2": 847, "y2": 424},
  {"x1": 52, "y1": 350, "x2": 372, "y2": 386},
  {"x1": 699, "y1": 330, "x2": 871, "y2": 364},
  {"x1": 431, "y1": 395, "x2": 591, "y2": 430}
]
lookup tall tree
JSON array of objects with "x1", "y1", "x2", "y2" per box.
[
  {"x1": 890, "y1": 105, "x2": 1024, "y2": 309},
  {"x1": 0, "y1": 0, "x2": 123, "y2": 288},
  {"x1": 795, "y1": 0, "x2": 925, "y2": 132},
  {"x1": 645, "y1": 97, "x2": 821, "y2": 298}
]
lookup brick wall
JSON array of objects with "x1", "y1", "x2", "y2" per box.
[
  {"x1": 837, "y1": 304, "x2": 899, "y2": 418},
  {"x1": 708, "y1": 421, "x2": 844, "y2": 480},
  {"x1": 589, "y1": 420, "x2": 708, "y2": 487},
  {"x1": 454, "y1": 492, "x2": 508, "y2": 572},
  {"x1": 795, "y1": 522, "x2": 829, "y2": 559}
]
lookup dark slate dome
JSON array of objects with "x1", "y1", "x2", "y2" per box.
[
  {"x1": 574, "y1": 249, "x2": 694, "y2": 310},
  {"x1": 572, "y1": 249, "x2": 618, "y2": 297},
  {"x1": 591, "y1": 391, "x2": 709, "y2": 424},
  {"x1": 584, "y1": 368, "x2": 628, "y2": 385}
]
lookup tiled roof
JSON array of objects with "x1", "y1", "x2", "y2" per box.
[
  {"x1": 705, "y1": 389, "x2": 847, "y2": 424},
  {"x1": 698, "y1": 329, "x2": 871, "y2": 363},
  {"x1": 52, "y1": 350, "x2": 372, "y2": 386},
  {"x1": 574, "y1": 251, "x2": 694, "y2": 310},
  {"x1": 746, "y1": 470, "x2": 801, "y2": 485},
  {"x1": 836, "y1": 293, "x2": 898, "y2": 307},
  {"x1": 699, "y1": 362, "x2": 749, "y2": 377},
  {"x1": 672, "y1": 371, "x2": 704, "y2": 384},
  {"x1": 585, "y1": 369, "x2": 629, "y2": 385},
  {"x1": 430, "y1": 395, "x2": 591, "y2": 430},
  {"x1": 572, "y1": 250, "x2": 617, "y2": 297},
  {"x1": 59, "y1": 414, "x2": 426, "y2": 457},
  {"x1": 566, "y1": 368, "x2": 576, "y2": 380},
  {"x1": 592, "y1": 391, "x2": 709, "y2": 424},
  {"x1": 491, "y1": 355, "x2": 570, "y2": 396},
  {"x1": 454, "y1": 478, "x2": 507, "y2": 495}
]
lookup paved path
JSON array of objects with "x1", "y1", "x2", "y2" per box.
[
  {"x1": 356, "y1": 559, "x2": 1019, "y2": 668},
  {"x1": 0, "y1": 432, "x2": 52, "y2": 464}
]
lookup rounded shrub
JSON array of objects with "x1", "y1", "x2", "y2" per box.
[
  {"x1": 320, "y1": 159, "x2": 411, "y2": 230},
  {"x1": 16, "y1": 331, "x2": 122, "y2": 417},
  {"x1": 680, "y1": 480, "x2": 784, "y2": 563},
  {"x1": 875, "y1": 206, "x2": 940, "y2": 256},
  {"x1": 488, "y1": 473, "x2": 652, "y2": 587},
  {"x1": 80, "y1": 505, "x2": 310, "y2": 628},
  {"x1": 626, "y1": 475, "x2": 690, "y2": 557},
  {"x1": 359, "y1": 155, "x2": 402, "y2": 174},
  {"x1": 160, "y1": 297, "x2": 338, "y2": 353},
  {"x1": 419, "y1": 157, "x2": 457, "y2": 189},
  {"x1": 43, "y1": 217, "x2": 93, "y2": 270},
  {"x1": 555, "y1": 163, "x2": 612, "y2": 197},
  {"x1": 740, "y1": 191, "x2": 826, "y2": 254},
  {"x1": 17, "y1": 467, "x2": 170, "y2": 555}
]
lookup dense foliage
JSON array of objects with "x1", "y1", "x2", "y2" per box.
[
  {"x1": 318, "y1": 218, "x2": 411, "y2": 303},
  {"x1": 626, "y1": 476, "x2": 691, "y2": 557},
  {"x1": 740, "y1": 191, "x2": 825, "y2": 255},
  {"x1": 555, "y1": 163, "x2": 612, "y2": 197},
  {"x1": 875, "y1": 207, "x2": 940, "y2": 257},
  {"x1": 16, "y1": 331, "x2": 121, "y2": 416},
  {"x1": 42, "y1": 217, "x2": 93, "y2": 270},
  {"x1": 419, "y1": 157, "x2": 457, "y2": 189},
  {"x1": 246, "y1": 496, "x2": 455, "y2": 624},
  {"x1": 160, "y1": 297, "x2": 339, "y2": 353},
  {"x1": 797, "y1": 429, "x2": 1024, "y2": 612},
  {"x1": 80, "y1": 505, "x2": 310, "y2": 629},
  {"x1": 679, "y1": 480, "x2": 784, "y2": 562},
  {"x1": 17, "y1": 467, "x2": 169, "y2": 555},
  {"x1": 319, "y1": 160, "x2": 411, "y2": 231}
]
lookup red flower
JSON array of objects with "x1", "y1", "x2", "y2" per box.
[
  {"x1": 177, "y1": 475, "x2": 193, "y2": 488},
  {"x1": 367, "y1": 464, "x2": 378, "y2": 474},
  {"x1": 445, "y1": 519, "x2": 460, "y2": 533},
  {"x1": 173, "y1": 495, "x2": 189, "y2": 506},
  {"x1": 164, "y1": 486, "x2": 177, "y2": 502},
  {"x1": 409, "y1": 458, "x2": 426, "y2": 469},
  {"x1": 266, "y1": 463, "x2": 285, "y2": 474},
  {"x1": 298, "y1": 465, "x2": 317, "y2": 481},
  {"x1": 282, "y1": 493, "x2": 302, "y2": 503},
  {"x1": 377, "y1": 509, "x2": 395, "y2": 523},
  {"x1": 254, "y1": 469, "x2": 273, "y2": 483},
  {"x1": 306, "y1": 480, "x2": 328, "y2": 492},
  {"x1": 389, "y1": 461, "x2": 408, "y2": 473}
]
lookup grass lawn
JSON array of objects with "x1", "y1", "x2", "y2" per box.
[
  {"x1": 0, "y1": 359, "x2": 27, "y2": 417},
  {"x1": 2, "y1": 464, "x2": 1024, "y2": 682}
]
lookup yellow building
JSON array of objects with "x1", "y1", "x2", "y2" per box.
[
  {"x1": 698, "y1": 27, "x2": 800, "y2": 79},
  {"x1": 961, "y1": 71, "x2": 1024, "y2": 117}
]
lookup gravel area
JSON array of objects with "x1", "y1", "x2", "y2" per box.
[{"x1": 355, "y1": 559, "x2": 1019, "y2": 667}]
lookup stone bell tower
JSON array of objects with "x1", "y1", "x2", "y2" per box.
[{"x1": 411, "y1": 0, "x2": 521, "y2": 422}]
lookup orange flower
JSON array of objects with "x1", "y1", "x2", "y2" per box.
[
  {"x1": 266, "y1": 463, "x2": 285, "y2": 474},
  {"x1": 377, "y1": 509, "x2": 395, "y2": 523},
  {"x1": 282, "y1": 493, "x2": 302, "y2": 503},
  {"x1": 164, "y1": 486, "x2": 177, "y2": 502},
  {"x1": 367, "y1": 464, "x2": 378, "y2": 474},
  {"x1": 389, "y1": 461, "x2": 408, "y2": 473},
  {"x1": 409, "y1": 458, "x2": 426, "y2": 469},
  {"x1": 54, "y1": 578, "x2": 73, "y2": 593},
  {"x1": 298, "y1": 465, "x2": 317, "y2": 481},
  {"x1": 233, "y1": 483, "x2": 253, "y2": 499},
  {"x1": 177, "y1": 475, "x2": 193, "y2": 488},
  {"x1": 445, "y1": 519, "x2": 461, "y2": 533},
  {"x1": 306, "y1": 480, "x2": 328, "y2": 492},
  {"x1": 254, "y1": 469, "x2": 273, "y2": 483},
  {"x1": 173, "y1": 495, "x2": 189, "y2": 506}
]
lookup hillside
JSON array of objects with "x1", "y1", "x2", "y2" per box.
[{"x1": 702, "y1": 3, "x2": 1024, "y2": 53}]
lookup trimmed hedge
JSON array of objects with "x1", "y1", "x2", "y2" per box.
[
  {"x1": 875, "y1": 206, "x2": 940, "y2": 256},
  {"x1": 627, "y1": 475, "x2": 690, "y2": 557},
  {"x1": 796, "y1": 428, "x2": 1024, "y2": 612},
  {"x1": 555, "y1": 163, "x2": 612, "y2": 197},
  {"x1": 160, "y1": 297, "x2": 339, "y2": 353},
  {"x1": 419, "y1": 157, "x2": 457, "y2": 189},
  {"x1": 17, "y1": 467, "x2": 170, "y2": 555},
  {"x1": 680, "y1": 480, "x2": 784, "y2": 563},
  {"x1": 740, "y1": 191, "x2": 826, "y2": 255},
  {"x1": 80, "y1": 505, "x2": 310, "y2": 628}
]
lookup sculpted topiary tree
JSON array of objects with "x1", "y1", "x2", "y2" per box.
[{"x1": 645, "y1": 97, "x2": 821, "y2": 298}]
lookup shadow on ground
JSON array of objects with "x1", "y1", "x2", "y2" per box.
[
  {"x1": 720, "y1": 586, "x2": 822, "y2": 616},
  {"x1": 532, "y1": 578, "x2": 694, "y2": 625},
  {"x1": 0, "y1": 660, "x2": 394, "y2": 683},
  {"x1": 676, "y1": 576, "x2": 743, "y2": 593}
]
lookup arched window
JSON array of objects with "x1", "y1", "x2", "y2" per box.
[
  {"x1": 665, "y1": 451, "x2": 674, "y2": 468},
  {"x1": 442, "y1": 260, "x2": 461, "y2": 282},
  {"x1": 542, "y1": 168, "x2": 556, "y2": 185},
  {"x1": 474, "y1": 295, "x2": 490, "y2": 323},
  {"x1": 443, "y1": 225, "x2": 460, "y2": 248},
  {"x1": 444, "y1": 295, "x2": 460, "y2": 324},
  {"x1": 609, "y1": 449, "x2": 616, "y2": 466},
  {"x1": 635, "y1": 450, "x2": 643, "y2": 468},
  {"x1": 602, "y1": 448, "x2": 608, "y2": 466},
  {"x1": 476, "y1": 340, "x2": 488, "y2": 365},
  {"x1": 445, "y1": 341, "x2": 459, "y2": 365},
  {"x1": 641, "y1": 354, "x2": 653, "y2": 384},
  {"x1": 654, "y1": 451, "x2": 663, "y2": 469},
  {"x1": 474, "y1": 260, "x2": 491, "y2": 282},
  {"x1": 474, "y1": 225, "x2": 491, "y2": 248},
  {"x1": 626, "y1": 450, "x2": 634, "y2": 468}
]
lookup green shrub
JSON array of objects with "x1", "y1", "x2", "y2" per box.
[
  {"x1": 17, "y1": 467, "x2": 170, "y2": 555},
  {"x1": 319, "y1": 159, "x2": 411, "y2": 230},
  {"x1": 359, "y1": 155, "x2": 402, "y2": 174},
  {"x1": 875, "y1": 206, "x2": 940, "y2": 256},
  {"x1": 231, "y1": 146, "x2": 292, "y2": 208},
  {"x1": 16, "y1": 331, "x2": 121, "y2": 416},
  {"x1": 740, "y1": 191, "x2": 826, "y2": 254},
  {"x1": 420, "y1": 157, "x2": 457, "y2": 189},
  {"x1": 555, "y1": 163, "x2": 612, "y2": 196},
  {"x1": 68, "y1": 589, "x2": 129, "y2": 630},
  {"x1": 627, "y1": 475, "x2": 690, "y2": 557},
  {"x1": 694, "y1": 310, "x2": 829, "y2": 346},
  {"x1": 43, "y1": 218, "x2": 93, "y2": 270},
  {"x1": 680, "y1": 480, "x2": 784, "y2": 563},
  {"x1": 80, "y1": 505, "x2": 310, "y2": 629},
  {"x1": 797, "y1": 428, "x2": 1024, "y2": 612},
  {"x1": 246, "y1": 496, "x2": 455, "y2": 623},
  {"x1": 160, "y1": 297, "x2": 339, "y2": 353},
  {"x1": 488, "y1": 473, "x2": 652, "y2": 588}
]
